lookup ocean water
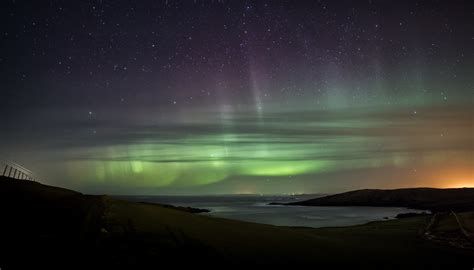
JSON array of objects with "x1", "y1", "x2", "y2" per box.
[{"x1": 117, "y1": 195, "x2": 426, "y2": 228}]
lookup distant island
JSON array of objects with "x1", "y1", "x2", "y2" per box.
[{"x1": 271, "y1": 188, "x2": 474, "y2": 212}]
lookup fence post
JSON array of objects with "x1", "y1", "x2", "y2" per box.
[
  {"x1": 8, "y1": 166, "x2": 12, "y2": 177},
  {"x1": 3, "y1": 165, "x2": 7, "y2": 176}
]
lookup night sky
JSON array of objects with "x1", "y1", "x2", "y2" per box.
[{"x1": 0, "y1": 0, "x2": 472, "y2": 195}]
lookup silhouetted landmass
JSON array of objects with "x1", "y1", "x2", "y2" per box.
[
  {"x1": 279, "y1": 188, "x2": 474, "y2": 212},
  {"x1": 137, "y1": 201, "x2": 210, "y2": 213},
  {"x1": 0, "y1": 176, "x2": 472, "y2": 268}
]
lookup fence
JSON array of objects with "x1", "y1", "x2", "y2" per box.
[{"x1": 1, "y1": 162, "x2": 37, "y2": 181}]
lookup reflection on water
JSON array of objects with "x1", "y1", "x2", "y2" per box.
[{"x1": 117, "y1": 195, "x2": 426, "y2": 228}]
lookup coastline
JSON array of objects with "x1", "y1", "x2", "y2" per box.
[{"x1": 1, "y1": 176, "x2": 473, "y2": 268}]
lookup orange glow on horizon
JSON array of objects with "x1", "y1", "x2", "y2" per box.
[
  {"x1": 436, "y1": 169, "x2": 473, "y2": 188},
  {"x1": 441, "y1": 180, "x2": 474, "y2": 188}
]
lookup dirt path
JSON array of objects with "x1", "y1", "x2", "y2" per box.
[
  {"x1": 424, "y1": 212, "x2": 473, "y2": 249},
  {"x1": 452, "y1": 211, "x2": 474, "y2": 244}
]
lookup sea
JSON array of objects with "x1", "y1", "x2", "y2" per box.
[{"x1": 116, "y1": 194, "x2": 426, "y2": 228}]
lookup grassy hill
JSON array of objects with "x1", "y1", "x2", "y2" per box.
[
  {"x1": 285, "y1": 188, "x2": 474, "y2": 212},
  {"x1": 0, "y1": 177, "x2": 472, "y2": 268}
]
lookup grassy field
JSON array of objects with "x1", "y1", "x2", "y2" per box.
[
  {"x1": 459, "y1": 212, "x2": 474, "y2": 233},
  {"x1": 0, "y1": 177, "x2": 473, "y2": 268},
  {"x1": 457, "y1": 212, "x2": 474, "y2": 243},
  {"x1": 101, "y1": 198, "x2": 474, "y2": 267}
]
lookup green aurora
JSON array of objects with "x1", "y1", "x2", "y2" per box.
[
  {"x1": 1, "y1": 1, "x2": 472, "y2": 194},
  {"x1": 7, "y1": 97, "x2": 470, "y2": 195}
]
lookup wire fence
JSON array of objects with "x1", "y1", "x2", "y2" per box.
[{"x1": 1, "y1": 162, "x2": 38, "y2": 182}]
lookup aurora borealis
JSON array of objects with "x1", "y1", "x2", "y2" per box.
[{"x1": 0, "y1": 1, "x2": 472, "y2": 194}]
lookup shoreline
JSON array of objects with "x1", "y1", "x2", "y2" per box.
[{"x1": 1, "y1": 176, "x2": 473, "y2": 268}]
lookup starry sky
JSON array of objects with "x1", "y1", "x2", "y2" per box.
[{"x1": 0, "y1": 0, "x2": 472, "y2": 195}]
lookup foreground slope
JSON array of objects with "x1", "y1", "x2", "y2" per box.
[
  {"x1": 0, "y1": 177, "x2": 472, "y2": 268},
  {"x1": 286, "y1": 188, "x2": 474, "y2": 212}
]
